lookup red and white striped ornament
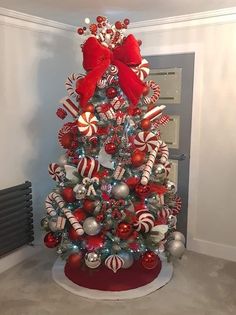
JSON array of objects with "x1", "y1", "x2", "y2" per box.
[
  {"x1": 164, "y1": 161, "x2": 171, "y2": 176},
  {"x1": 45, "y1": 192, "x2": 65, "y2": 217},
  {"x1": 65, "y1": 73, "x2": 84, "y2": 98},
  {"x1": 110, "y1": 96, "x2": 126, "y2": 111},
  {"x1": 108, "y1": 65, "x2": 118, "y2": 75},
  {"x1": 131, "y1": 58, "x2": 150, "y2": 81},
  {"x1": 158, "y1": 207, "x2": 172, "y2": 220},
  {"x1": 59, "y1": 97, "x2": 80, "y2": 118},
  {"x1": 56, "y1": 216, "x2": 66, "y2": 230},
  {"x1": 48, "y1": 163, "x2": 64, "y2": 182},
  {"x1": 134, "y1": 209, "x2": 155, "y2": 233},
  {"x1": 141, "y1": 144, "x2": 160, "y2": 185},
  {"x1": 63, "y1": 208, "x2": 84, "y2": 235},
  {"x1": 113, "y1": 165, "x2": 126, "y2": 180},
  {"x1": 77, "y1": 157, "x2": 100, "y2": 178},
  {"x1": 96, "y1": 104, "x2": 115, "y2": 120},
  {"x1": 105, "y1": 254, "x2": 124, "y2": 273},
  {"x1": 158, "y1": 140, "x2": 169, "y2": 164},
  {"x1": 171, "y1": 195, "x2": 182, "y2": 215},
  {"x1": 134, "y1": 131, "x2": 159, "y2": 152},
  {"x1": 77, "y1": 112, "x2": 98, "y2": 136},
  {"x1": 143, "y1": 105, "x2": 166, "y2": 121},
  {"x1": 143, "y1": 81, "x2": 161, "y2": 105},
  {"x1": 106, "y1": 74, "x2": 117, "y2": 85}
]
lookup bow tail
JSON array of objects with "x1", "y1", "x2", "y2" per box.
[
  {"x1": 76, "y1": 60, "x2": 110, "y2": 107},
  {"x1": 113, "y1": 60, "x2": 146, "y2": 106}
]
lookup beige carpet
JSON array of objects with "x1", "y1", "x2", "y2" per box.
[{"x1": 0, "y1": 248, "x2": 235, "y2": 315}]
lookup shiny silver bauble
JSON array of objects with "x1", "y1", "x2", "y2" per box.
[
  {"x1": 168, "y1": 231, "x2": 185, "y2": 244},
  {"x1": 165, "y1": 180, "x2": 177, "y2": 194},
  {"x1": 168, "y1": 215, "x2": 177, "y2": 228},
  {"x1": 58, "y1": 154, "x2": 68, "y2": 167},
  {"x1": 167, "y1": 240, "x2": 185, "y2": 258},
  {"x1": 154, "y1": 164, "x2": 166, "y2": 179},
  {"x1": 84, "y1": 252, "x2": 101, "y2": 269},
  {"x1": 83, "y1": 217, "x2": 101, "y2": 235},
  {"x1": 111, "y1": 182, "x2": 130, "y2": 199},
  {"x1": 74, "y1": 184, "x2": 87, "y2": 200},
  {"x1": 40, "y1": 217, "x2": 50, "y2": 231},
  {"x1": 118, "y1": 250, "x2": 134, "y2": 269}
]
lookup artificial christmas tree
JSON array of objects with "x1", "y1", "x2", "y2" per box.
[{"x1": 42, "y1": 16, "x2": 185, "y2": 294}]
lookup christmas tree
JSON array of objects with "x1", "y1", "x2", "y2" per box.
[{"x1": 41, "y1": 16, "x2": 185, "y2": 285}]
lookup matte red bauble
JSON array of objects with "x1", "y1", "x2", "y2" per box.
[
  {"x1": 67, "y1": 252, "x2": 82, "y2": 269},
  {"x1": 73, "y1": 208, "x2": 86, "y2": 222},
  {"x1": 44, "y1": 232, "x2": 60, "y2": 248},
  {"x1": 105, "y1": 142, "x2": 117, "y2": 155},
  {"x1": 135, "y1": 183, "x2": 151, "y2": 198},
  {"x1": 83, "y1": 199, "x2": 96, "y2": 213},
  {"x1": 116, "y1": 222, "x2": 133, "y2": 240},
  {"x1": 68, "y1": 227, "x2": 83, "y2": 241},
  {"x1": 141, "y1": 251, "x2": 161, "y2": 270},
  {"x1": 131, "y1": 149, "x2": 146, "y2": 167},
  {"x1": 83, "y1": 103, "x2": 94, "y2": 113},
  {"x1": 140, "y1": 118, "x2": 151, "y2": 130},
  {"x1": 61, "y1": 187, "x2": 76, "y2": 203},
  {"x1": 85, "y1": 234, "x2": 104, "y2": 251},
  {"x1": 106, "y1": 87, "x2": 118, "y2": 99}
]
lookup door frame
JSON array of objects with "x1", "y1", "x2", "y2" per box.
[{"x1": 139, "y1": 42, "x2": 204, "y2": 252}]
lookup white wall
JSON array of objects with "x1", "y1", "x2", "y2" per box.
[
  {"x1": 130, "y1": 17, "x2": 236, "y2": 261},
  {"x1": 0, "y1": 13, "x2": 82, "y2": 247}
]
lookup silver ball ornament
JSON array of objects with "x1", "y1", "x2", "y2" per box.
[
  {"x1": 111, "y1": 182, "x2": 130, "y2": 199},
  {"x1": 168, "y1": 231, "x2": 185, "y2": 244},
  {"x1": 155, "y1": 164, "x2": 166, "y2": 179},
  {"x1": 167, "y1": 240, "x2": 185, "y2": 258},
  {"x1": 165, "y1": 180, "x2": 177, "y2": 194},
  {"x1": 83, "y1": 217, "x2": 101, "y2": 235},
  {"x1": 58, "y1": 154, "x2": 68, "y2": 166},
  {"x1": 118, "y1": 251, "x2": 134, "y2": 269},
  {"x1": 168, "y1": 215, "x2": 177, "y2": 228},
  {"x1": 84, "y1": 252, "x2": 101, "y2": 269},
  {"x1": 40, "y1": 217, "x2": 50, "y2": 231}
]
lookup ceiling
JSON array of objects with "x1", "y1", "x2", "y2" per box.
[{"x1": 1, "y1": 0, "x2": 236, "y2": 25}]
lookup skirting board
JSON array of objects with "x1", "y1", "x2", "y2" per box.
[
  {"x1": 187, "y1": 238, "x2": 236, "y2": 262},
  {"x1": 0, "y1": 245, "x2": 41, "y2": 274}
]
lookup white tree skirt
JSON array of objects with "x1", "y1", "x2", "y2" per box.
[{"x1": 52, "y1": 256, "x2": 173, "y2": 300}]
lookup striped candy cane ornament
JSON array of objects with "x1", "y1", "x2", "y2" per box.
[
  {"x1": 63, "y1": 208, "x2": 84, "y2": 235},
  {"x1": 158, "y1": 140, "x2": 169, "y2": 164},
  {"x1": 141, "y1": 143, "x2": 160, "y2": 185},
  {"x1": 45, "y1": 192, "x2": 65, "y2": 217}
]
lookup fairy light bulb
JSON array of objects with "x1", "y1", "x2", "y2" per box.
[{"x1": 84, "y1": 17, "x2": 90, "y2": 24}]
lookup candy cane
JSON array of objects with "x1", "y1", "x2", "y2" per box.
[
  {"x1": 63, "y1": 208, "x2": 84, "y2": 235},
  {"x1": 45, "y1": 192, "x2": 65, "y2": 217},
  {"x1": 65, "y1": 73, "x2": 83, "y2": 98},
  {"x1": 143, "y1": 105, "x2": 166, "y2": 121},
  {"x1": 158, "y1": 140, "x2": 169, "y2": 164},
  {"x1": 141, "y1": 143, "x2": 160, "y2": 185},
  {"x1": 143, "y1": 80, "x2": 160, "y2": 105}
]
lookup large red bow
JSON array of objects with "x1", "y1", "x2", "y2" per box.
[{"x1": 76, "y1": 35, "x2": 146, "y2": 107}]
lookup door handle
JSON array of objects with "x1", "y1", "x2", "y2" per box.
[{"x1": 169, "y1": 153, "x2": 187, "y2": 161}]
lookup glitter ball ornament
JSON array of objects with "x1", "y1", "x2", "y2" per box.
[
  {"x1": 83, "y1": 217, "x2": 101, "y2": 235},
  {"x1": 44, "y1": 232, "x2": 60, "y2": 248},
  {"x1": 112, "y1": 182, "x2": 130, "y2": 199},
  {"x1": 131, "y1": 149, "x2": 146, "y2": 167},
  {"x1": 85, "y1": 252, "x2": 101, "y2": 269}
]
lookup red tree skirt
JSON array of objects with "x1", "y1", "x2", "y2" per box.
[{"x1": 64, "y1": 260, "x2": 162, "y2": 291}]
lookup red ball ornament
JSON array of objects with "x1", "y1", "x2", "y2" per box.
[
  {"x1": 85, "y1": 234, "x2": 104, "y2": 251},
  {"x1": 89, "y1": 23, "x2": 97, "y2": 33},
  {"x1": 61, "y1": 187, "x2": 76, "y2": 203},
  {"x1": 68, "y1": 227, "x2": 83, "y2": 241},
  {"x1": 131, "y1": 149, "x2": 146, "y2": 167},
  {"x1": 124, "y1": 18, "x2": 130, "y2": 25},
  {"x1": 56, "y1": 108, "x2": 67, "y2": 119},
  {"x1": 135, "y1": 183, "x2": 151, "y2": 198},
  {"x1": 143, "y1": 85, "x2": 150, "y2": 96},
  {"x1": 116, "y1": 222, "x2": 133, "y2": 240},
  {"x1": 67, "y1": 252, "x2": 82, "y2": 269},
  {"x1": 83, "y1": 199, "x2": 96, "y2": 213},
  {"x1": 140, "y1": 118, "x2": 151, "y2": 130},
  {"x1": 96, "y1": 16, "x2": 103, "y2": 23},
  {"x1": 125, "y1": 177, "x2": 139, "y2": 190},
  {"x1": 141, "y1": 251, "x2": 161, "y2": 270},
  {"x1": 106, "y1": 87, "x2": 118, "y2": 99},
  {"x1": 104, "y1": 142, "x2": 117, "y2": 155},
  {"x1": 133, "y1": 108, "x2": 142, "y2": 116},
  {"x1": 82, "y1": 103, "x2": 95, "y2": 113},
  {"x1": 77, "y1": 28, "x2": 84, "y2": 35},
  {"x1": 73, "y1": 208, "x2": 86, "y2": 222},
  {"x1": 44, "y1": 232, "x2": 60, "y2": 248},
  {"x1": 115, "y1": 21, "x2": 123, "y2": 30}
]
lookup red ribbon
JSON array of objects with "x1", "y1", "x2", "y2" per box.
[{"x1": 76, "y1": 35, "x2": 146, "y2": 107}]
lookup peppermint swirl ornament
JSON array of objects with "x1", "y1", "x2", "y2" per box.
[
  {"x1": 134, "y1": 209, "x2": 155, "y2": 233},
  {"x1": 131, "y1": 58, "x2": 150, "y2": 81},
  {"x1": 134, "y1": 131, "x2": 159, "y2": 152},
  {"x1": 48, "y1": 163, "x2": 64, "y2": 182},
  {"x1": 77, "y1": 112, "x2": 98, "y2": 137}
]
